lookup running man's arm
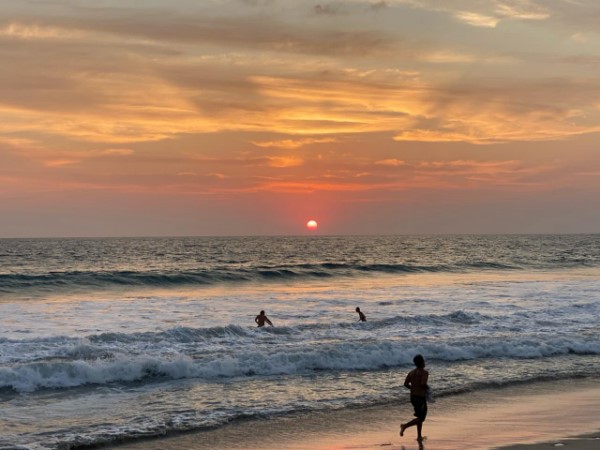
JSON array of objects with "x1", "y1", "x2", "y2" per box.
[
  {"x1": 404, "y1": 373, "x2": 411, "y2": 389},
  {"x1": 266, "y1": 317, "x2": 273, "y2": 326}
]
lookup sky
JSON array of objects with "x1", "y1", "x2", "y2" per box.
[{"x1": 1, "y1": 0, "x2": 599, "y2": 237}]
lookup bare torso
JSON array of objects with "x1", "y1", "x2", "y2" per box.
[{"x1": 405, "y1": 368, "x2": 429, "y2": 397}]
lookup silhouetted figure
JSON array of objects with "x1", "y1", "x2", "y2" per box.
[
  {"x1": 355, "y1": 307, "x2": 366, "y2": 322},
  {"x1": 400, "y1": 354, "x2": 429, "y2": 442},
  {"x1": 255, "y1": 310, "x2": 273, "y2": 327}
]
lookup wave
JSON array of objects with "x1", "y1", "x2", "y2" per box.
[
  {"x1": 2, "y1": 336, "x2": 598, "y2": 393},
  {"x1": 0, "y1": 311, "x2": 493, "y2": 349},
  {"x1": 0, "y1": 261, "x2": 525, "y2": 293},
  {"x1": 90, "y1": 324, "x2": 256, "y2": 344},
  {"x1": 12, "y1": 372, "x2": 597, "y2": 450}
]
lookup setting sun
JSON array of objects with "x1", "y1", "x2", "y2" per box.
[{"x1": 306, "y1": 220, "x2": 318, "y2": 231}]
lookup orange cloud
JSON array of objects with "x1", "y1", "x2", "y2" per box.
[
  {"x1": 100, "y1": 148, "x2": 135, "y2": 156},
  {"x1": 252, "y1": 137, "x2": 337, "y2": 149},
  {"x1": 375, "y1": 159, "x2": 406, "y2": 167},
  {"x1": 266, "y1": 156, "x2": 304, "y2": 168},
  {"x1": 44, "y1": 159, "x2": 80, "y2": 167}
]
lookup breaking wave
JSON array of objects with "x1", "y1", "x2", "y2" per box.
[{"x1": 2, "y1": 335, "x2": 598, "y2": 393}]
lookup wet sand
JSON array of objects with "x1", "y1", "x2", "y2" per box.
[
  {"x1": 495, "y1": 432, "x2": 600, "y2": 450},
  {"x1": 113, "y1": 378, "x2": 600, "y2": 450}
]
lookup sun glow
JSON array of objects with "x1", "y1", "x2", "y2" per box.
[{"x1": 306, "y1": 220, "x2": 318, "y2": 231}]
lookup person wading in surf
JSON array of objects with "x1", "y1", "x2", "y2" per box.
[
  {"x1": 254, "y1": 310, "x2": 273, "y2": 327},
  {"x1": 355, "y1": 307, "x2": 366, "y2": 322},
  {"x1": 400, "y1": 354, "x2": 429, "y2": 442}
]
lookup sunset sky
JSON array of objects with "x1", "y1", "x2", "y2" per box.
[{"x1": 1, "y1": 0, "x2": 599, "y2": 237}]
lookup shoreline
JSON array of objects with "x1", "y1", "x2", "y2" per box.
[
  {"x1": 111, "y1": 377, "x2": 600, "y2": 450},
  {"x1": 495, "y1": 432, "x2": 600, "y2": 450}
]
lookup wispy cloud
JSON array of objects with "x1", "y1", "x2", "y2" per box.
[
  {"x1": 494, "y1": 1, "x2": 549, "y2": 21},
  {"x1": 455, "y1": 11, "x2": 500, "y2": 28},
  {"x1": 375, "y1": 158, "x2": 406, "y2": 166},
  {"x1": 44, "y1": 159, "x2": 80, "y2": 168},
  {"x1": 0, "y1": 22, "x2": 82, "y2": 39},
  {"x1": 100, "y1": 148, "x2": 135, "y2": 156},
  {"x1": 252, "y1": 137, "x2": 337, "y2": 149},
  {"x1": 266, "y1": 156, "x2": 304, "y2": 167}
]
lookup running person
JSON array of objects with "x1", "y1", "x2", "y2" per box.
[{"x1": 400, "y1": 354, "x2": 429, "y2": 442}]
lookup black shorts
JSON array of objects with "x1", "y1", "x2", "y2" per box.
[{"x1": 410, "y1": 394, "x2": 427, "y2": 421}]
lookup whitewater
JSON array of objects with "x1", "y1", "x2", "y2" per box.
[{"x1": 0, "y1": 235, "x2": 599, "y2": 449}]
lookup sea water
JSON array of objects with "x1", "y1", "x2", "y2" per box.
[{"x1": 0, "y1": 235, "x2": 598, "y2": 448}]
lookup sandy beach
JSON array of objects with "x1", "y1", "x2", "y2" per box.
[{"x1": 110, "y1": 378, "x2": 600, "y2": 450}]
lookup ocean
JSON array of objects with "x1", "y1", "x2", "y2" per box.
[{"x1": 0, "y1": 235, "x2": 599, "y2": 449}]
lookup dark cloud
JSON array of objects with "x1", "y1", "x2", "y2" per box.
[
  {"x1": 313, "y1": 0, "x2": 388, "y2": 15},
  {"x1": 561, "y1": 55, "x2": 600, "y2": 68},
  {"x1": 1, "y1": 8, "x2": 394, "y2": 57},
  {"x1": 546, "y1": 0, "x2": 600, "y2": 33},
  {"x1": 427, "y1": 76, "x2": 600, "y2": 118},
  {"x1": 237, "y1": 0, "x2": 275, "y2": 6},
  {"x1": 313, "y1": 3, "x2": 348, "y2": 16},
  {"x1": 370, "y1": 1, "x2": 387, "y2": 11}
]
